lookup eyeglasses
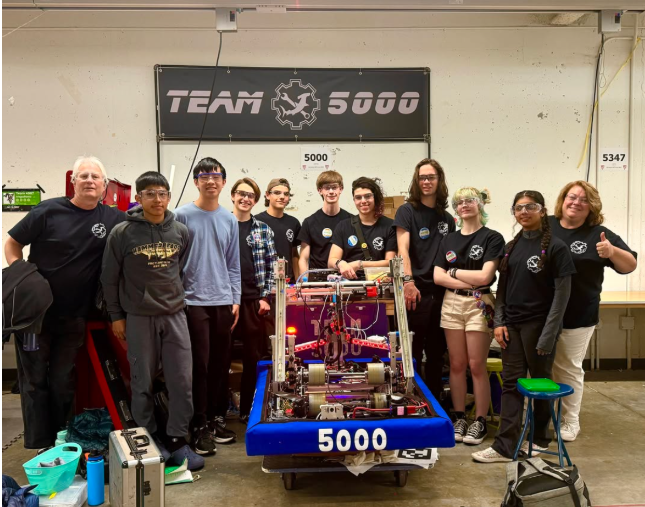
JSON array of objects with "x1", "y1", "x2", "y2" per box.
[
  {"x1": 511, "y1": 203, "x2": 543, "y2": 214},
  {"x1": 234, "y1": 190, "x2": 256, "y2": 201},
  {"x1": 269, "y1": 190, "x2": 291, "y2": 197},
  {"x1": 353, "y1": 193, "x2": 374, "y2": 201},
  {"x1": 418, "y1": 175, "x2": 438, "y2": 182},
  {"x1": 455, "y1": 198, "x2": 478, "y2": 207},
  {"x1": 321, "y1": 184, "x2": 340, "y2": 192},
  {"x1": 196, "y1": 172, "x2": 223, "y2": 182},
  {"x1": 139, "y1": 190, "x2": 171, "y2": 200},
  {"x1": 76, "y1": 172, "x2": 103, "y2": 182},
  {"x1": 565, "y1": 194, "x2": 589, "y2": 205}
]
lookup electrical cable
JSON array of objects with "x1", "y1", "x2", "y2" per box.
[
  {"x1": 174, "y1": 30, "x2": 223, "y2": 206},
  {"x1": 585, "y1": 34, "x2": 604, "y2": 182}
]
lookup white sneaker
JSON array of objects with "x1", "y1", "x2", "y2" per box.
[
  {"x1": 520, "y1": 441, "x2": 548, "y2": 456},
  {"x1": 472, "y1": 447, "x2": 512, "y2": 463},
  {"x1": 560, "y1": 422, "x2": 580, "y2": 442}
]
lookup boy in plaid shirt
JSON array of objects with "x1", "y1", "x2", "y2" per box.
[{"x1": 230, "y1": 178, "x2": 277, "y2": 422}]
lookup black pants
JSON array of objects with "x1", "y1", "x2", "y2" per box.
[
  {"x1": 185, "y1": 305, "x2": 233, "y2": 429},
  {"x1": 493, "y1": 318, "x2": 556, "y2": 458},
  {"x1": 232, "y1": 299, "x2": 269, "y2": 416},
  {"x1": 15, "y1": 315, "x2": 86, "y2": 449},
  {"x1": 407, "y1": 286, "x2": 446, "y2": 401}
]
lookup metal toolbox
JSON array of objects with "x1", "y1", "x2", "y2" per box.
[{"x1": 109, "y1": 427, "x2": 165, "y2": 507}]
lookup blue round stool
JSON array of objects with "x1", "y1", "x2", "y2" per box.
[{"x1": 512, "y1": 381, "x2": 574, "y2": 467}]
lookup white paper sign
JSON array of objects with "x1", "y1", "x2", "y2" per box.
[
  {"x1": 301, "y1": 146, "x2": 332, "y2": 171},
  {"x1": 599, "y1": 148, "x2": 628, "y2": 171}
]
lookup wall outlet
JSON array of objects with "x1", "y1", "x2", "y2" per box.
[
  {"x1": 216, "y1": 8, "x2": 238, "y2": 32},
  {"x1": 619, "y1": 316, "x2": 635, "y2": 330}
]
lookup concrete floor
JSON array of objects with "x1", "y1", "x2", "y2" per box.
[{"x1": 2, "y1": 377, "x2": 645, "y2": 507}]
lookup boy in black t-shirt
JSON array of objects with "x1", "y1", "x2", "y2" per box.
[
  {"x1": 329, "y1": 177, "x2": 397, "y2": 278},
  {"x1": 5, "y1": 156, "x2": 124, "y2": 450},
  {"x1": 256, "y1": 178, "x2": 300, "y2": 282},
  {"x1": 393, "y1": 158, "x2": 455, "y2": 401},
  {"x1": 297, "y1": 170, "x2": 352, "y2": 275}
]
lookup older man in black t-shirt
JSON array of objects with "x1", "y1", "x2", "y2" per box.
[{"x1": 4, "y1": 156, "x2": 124, "y2": 449}]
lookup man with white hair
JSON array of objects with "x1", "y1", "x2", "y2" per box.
[{"x1": 4, "y1": 155, "x2": 125, "y2": 449}]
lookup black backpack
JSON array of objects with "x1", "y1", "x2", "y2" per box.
[{"x1": 2, "y1": 260, "x2": 53, "y2": 334}]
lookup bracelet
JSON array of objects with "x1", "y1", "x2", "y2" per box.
[
  {"x1": 449, "y1": 268, "x2": 458, "y2": 279},
  {"x1": 359, "y1": 260, "x2": 364, "y2": 270}
]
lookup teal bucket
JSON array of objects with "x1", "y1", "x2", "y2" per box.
[{"x1": 23, "y1": 443, "x2": 82, "y2": 495}]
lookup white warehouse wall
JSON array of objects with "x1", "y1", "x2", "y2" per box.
[{"x1": 2, "y1": 10, "x2": 644, "y2": 361}]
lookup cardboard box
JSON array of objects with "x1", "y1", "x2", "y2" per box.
[{"x1": 382, "y1": 195, "x2": 407, "y2": 220}]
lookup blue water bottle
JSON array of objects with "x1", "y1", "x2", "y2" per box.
[
  {"x1": 22, "y1": 333, "x2": 39, "y2": 351},
  {"x1": 87, "y1": 450, "x2": 105, "y2": 506}
]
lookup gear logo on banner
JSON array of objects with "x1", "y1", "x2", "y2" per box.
[{"x1": 271, "y1": 80, "x2": 321, "y2": 130}]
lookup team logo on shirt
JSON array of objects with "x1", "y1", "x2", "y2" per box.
[
  {"x1": 469, "y1": 245, "x2": 484, "y2": 260},
  {"x1": 348, "y1": 235, "x2": 358, "y2": 247},
  {"x1": 438, "y1": 222, "x2": 449, "y2": 236},
  {"x1": 419, "y1": 227, "x2": 430, "y2": 239},
  {"x1": 91, "y1": 223, "x2": 107, "y2": 239},
  {"x1": 286, "y1": 229, "x2": 294, "y2": 243},
  {"x1": 246, "y1": 235, "x2": 254, "y2": 247},
  {"x1": 322, "y1": 228, "x2": 332, "y2": 238},
  {"x1": 570, "y1": 241, "x2": 587, "y2": 255},
  {"x1": 446, "y1": 251, "x2": 457, "y2": 263},
  {"x1": 372, "y1": 237, "x2": 384, "y2": 251},
  {"x1": 132, "y1": 242, "x2": 181, "y2": 268},
  {"x1": 526, "y1": 255, "x2": 542, "y2": 273}
]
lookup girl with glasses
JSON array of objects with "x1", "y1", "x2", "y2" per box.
[
  {"x1": 328, "y1": 177, "x2": 397, "y2": 279},
  {"x1": 433, "y1": 188, "x2": 505, "y2": 445},
  {"x1": 549, "y1": 181, "x2": 637, "y2": 441},
  {"x1": 473, "y1": 190, "x2": 576, "y2": 463}
]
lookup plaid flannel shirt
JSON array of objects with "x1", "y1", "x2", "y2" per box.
[{"x1": 249, "y1": 216, "x2": 277, "y2": 298}]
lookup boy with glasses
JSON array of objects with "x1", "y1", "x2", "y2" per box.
[
  {"x1": 174, "y1": 157, "x2": 240, "y2": 456},
  {"x1": 101, "y1": 172, "x2": 202, "y2": 470},
  {"x1": 230, "y1": 178, "x2": 277, "y2": 423},
  {"x1": 256, "y1": 178, "x2": 301, "y2": 282},
  {"x1": 297, "y1": 171, "x2": 353, "y2": 276},
  {"x1": 394, "y1": 158, "x2": 455, "y2": 401}
]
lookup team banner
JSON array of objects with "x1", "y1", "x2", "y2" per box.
[{"x1": 155, "y1": 66, "x2": 429, "y2": 141}]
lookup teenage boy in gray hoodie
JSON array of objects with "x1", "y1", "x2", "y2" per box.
[{"x1": 101, "y1": 171, "x2": 203, "y2": 471}]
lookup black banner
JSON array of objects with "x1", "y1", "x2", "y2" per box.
[{"x1": 155, "y1": 66, "x2": 429, "y2": 141}]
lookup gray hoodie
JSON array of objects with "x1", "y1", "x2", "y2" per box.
[{"x1": 101, "y1": 206, "x2": 190, "y2": 321}]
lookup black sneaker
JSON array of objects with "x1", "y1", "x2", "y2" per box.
[
  {"x1": 463, "y1": 417, "x2": 487, "y2": 445},
  {"x1": 209, "y1": 416, "x2": 237, "y2": 444},
  {"x1": 454, "y1": 418, "x2": 468, "y2": 443},
  {"x1": 192, "y1": 426, "x2": 217, "y2": 456},
  {"x1": 239, "y1": 414, "x2": 249, "y2": 425}
]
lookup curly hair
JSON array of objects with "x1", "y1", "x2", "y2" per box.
[
  {"x1": 406, "y1": 158, "x2": 449, "y2": 213},
  {"x1": 554, "y1": 180, "x2": 604, "y2": 226},
  {"x1": 499, "y1": 190, "x2": 552, "y2": 274},
  {"x1": 451, "y1": 187, "x2": 491, "y2": 227}
]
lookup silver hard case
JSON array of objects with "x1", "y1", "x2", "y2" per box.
[{"x1": 109, "y1": 427, "x2": 165, "y2": 507}]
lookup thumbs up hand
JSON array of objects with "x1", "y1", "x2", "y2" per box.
[{"x1": 596, "y1": 231, "x2": 615, "y2": 259}]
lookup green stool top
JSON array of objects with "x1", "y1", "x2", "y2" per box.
[{"x1": 518, "y1": 378, "x2": 560, "y2": 393}]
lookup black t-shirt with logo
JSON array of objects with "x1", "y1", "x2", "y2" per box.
[
  {"x1": 297, "y1": 208, "x2": 353, "y2": 270},
  {"x1": 8, "y1": 197, "x2": 125, "y2": 317},
  {"x1": 255, "y1": 211, "x2": 301, "y2": 281},
  {"x1": 331, "y1": 216, "x2": 397, "y2": 263},
  {"x1": 434, "y1": 227, "x2": 505, "y2": 286},
  {"x1": 393, "y1": 202, "x2": 456, "y2": 290},
  {"x1": 238, "y1": 219, "x2": 261, "y2": 300},
  {"x1": 549, "y1": 216, "x2": 637, "y2": 329},
  {"x1": 504, "y1": 233, "x2": 577, "y2": 324}
]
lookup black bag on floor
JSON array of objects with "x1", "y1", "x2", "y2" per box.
[{"x1": 501, "y1": 458, "x2": 591, "y2": 507}]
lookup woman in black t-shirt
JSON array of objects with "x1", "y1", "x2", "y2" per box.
[
  {"x1": 328, "y1": 177, "x2": 396, "y2": 279},
  {"x1": 472, "y1": 190, "x2": 576, "y2": 464},
  {"x1": 434, "y1": 187, "x2": 505, "y2": 446},
  {"x1": 550, "y1": 181, "x2": 637, "y2": 442}
]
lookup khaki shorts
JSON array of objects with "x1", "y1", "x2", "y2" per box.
[{"x1": 440, "y1": 289, "x2": 495, "y2": 333}]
